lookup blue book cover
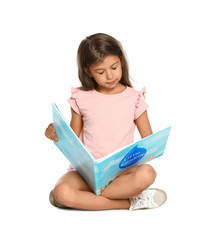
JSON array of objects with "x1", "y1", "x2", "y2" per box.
[{"x1": 52, "y1": 103, "x2": 171, "y2": 195}]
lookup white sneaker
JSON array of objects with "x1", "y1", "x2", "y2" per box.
[{"x1": 129, "y1": 188, "x2": 167, "y2": 211}]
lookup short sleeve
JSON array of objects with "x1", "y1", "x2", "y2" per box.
[
  {"x1": 67, "y1": 87, "x2": 82, "y2": 116},
  {"x1": 134, "y1": 87, "x2": 149, "y2": 120}
]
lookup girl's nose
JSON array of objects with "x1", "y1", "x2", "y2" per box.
[{"x1": 106, "y1": 70, "x2": 113, "y2": 80}]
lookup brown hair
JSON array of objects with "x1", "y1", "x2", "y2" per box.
[{"x1": 77, "y1": 33, "x2": 133, "y2": 90}]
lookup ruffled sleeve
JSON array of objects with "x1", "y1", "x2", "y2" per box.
[
  {"x1": 134, "y1": 87, "x2": 149, "y2": 120},
  {"x1": 67, "y1": 87, "x2": 82, "y2": 116}
]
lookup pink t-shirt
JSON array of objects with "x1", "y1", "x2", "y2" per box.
[{"x1": 68, "y1": 86, "x2": 148, "y2": 160}]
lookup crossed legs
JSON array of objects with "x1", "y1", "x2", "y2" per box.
[{"x1": 53, "y1": 164, "x2": 156, "y2": 210}]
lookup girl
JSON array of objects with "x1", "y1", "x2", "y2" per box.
[{"x1": 45, "y1": 33, "x2": 167, "y2": 211}]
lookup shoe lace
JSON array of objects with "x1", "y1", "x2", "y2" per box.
[{"x1": 134, "y1": 192, "x2": 154, "y2": 208}]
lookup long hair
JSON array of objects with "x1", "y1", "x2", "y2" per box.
[{"x1": 77, "y1": 33, "x2": 133, "y2": 90}]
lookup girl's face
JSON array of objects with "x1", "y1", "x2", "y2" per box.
[{"x1": 86, "y1": 55, "x2": 122, "y2": 92}]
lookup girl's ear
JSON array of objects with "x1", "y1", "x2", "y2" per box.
[{"x1": 83, "y1": 67, "x2": 92, "y2": 77}]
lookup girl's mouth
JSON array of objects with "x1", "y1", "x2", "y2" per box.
[{"x1": 106, "y1": 80, "x2": 116, "y2": 85}]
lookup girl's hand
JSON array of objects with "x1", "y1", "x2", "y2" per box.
[{"x1": 45, "y1": 123, "x2": 58, "y2": 142}]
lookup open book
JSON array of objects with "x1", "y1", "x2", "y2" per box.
[{"x1": 52, "y1": 103, "x2": 171, "y2": 195}]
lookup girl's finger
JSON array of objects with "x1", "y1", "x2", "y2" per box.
[
  {"x1": 45, "y1": 129, "x2": 52, "y2": 139},
  {"x1": 45, "y1": 125, "x2": 58, "y2": 141},
  {"x1": 45, "y1": 128, "x2": 54, "y2": 140},
  {"x1": 49, "y1": 123, "x2": 56, "y2": 133}
]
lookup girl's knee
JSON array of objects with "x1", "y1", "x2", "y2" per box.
[
  {"x1": 135, "y1": 164, "x2": 157, "y2": 188},
  {"x1": 53, "y1": 183, "x2": 76, "y2": 207},
  {"x1": 142, "y1": 164, "x2": 157, "y2": 185}
]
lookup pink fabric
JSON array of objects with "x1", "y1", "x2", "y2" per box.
[
  {"x1": 67, "y1": 163, "x2": 77, "y2": 172},
  {"x1": 68, "y1": 86, "x2": 148, "y2": 160}
]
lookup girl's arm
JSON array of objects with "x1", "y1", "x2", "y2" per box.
[
  {"x1": 134, "y1": 110, "x2": 153, "y2": 139},
  {"x1": 70, "y1": 108, "x2": 83, "y2": 137}
]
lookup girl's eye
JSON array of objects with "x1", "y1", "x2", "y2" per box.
[
  {"x1": 98, "y1": 72, "x2": 104, "y2": 75},
  {"x1": 112, "y1": 67, "x2": 117, "y2": 70}
]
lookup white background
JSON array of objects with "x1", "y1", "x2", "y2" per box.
[{"x1": 0, "y1": 0, "x2": 207, "y2": 239}]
